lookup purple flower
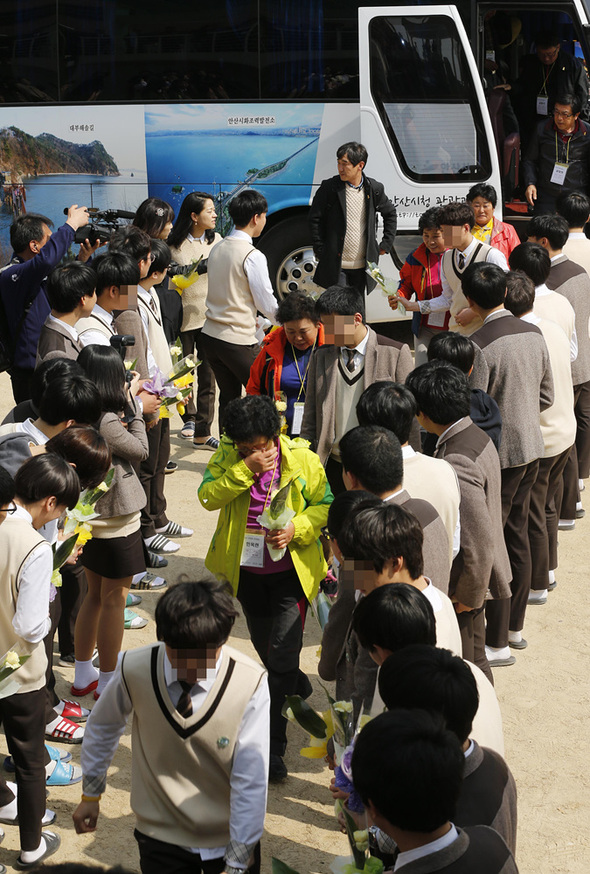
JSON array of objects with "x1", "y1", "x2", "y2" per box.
[{"x1": 142, "y1": 368, "x2": 178, "y2": 399}]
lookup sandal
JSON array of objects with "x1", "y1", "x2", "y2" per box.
[
  {"x1": 4, "y1": 745, "x2": 71, "y2": 773},
  {"x1": 124, "y1": 608, "x2": 148, "y2": 629},
  {"x1": 147, "y1": 550, "x2": 168, "y2": 569},
  {"x1": 155, "y1": 521, "x2": 193, "y2": 538},
  {"x1": 131, "y1": 572, "x2": 167, "y2": 590},
  {"x1": 193, "y1": 436, "x2": 220, "y2": 451},
  {"x1": 181, "y1": 421, "x2": 196, "y2": 439},
  {"x1": 15, "y1": 831, "x2": 61, "y2": 869},
  {"x1": 46, "y1": 759, "x2": 82, "y2": 786},
  {"x1": 57, "y1": 699, "x2": 89, "y2": 722},
  {"x1": 45, "y1": 715, "x2": 84, "y2": 743},
  {"x1": 70, "y1": 680, "x2": 98, "y2": 698},
  {"x1": 144, "y1": 534, "x2": 180, "y2": 554},
  {"x1": 126, "y1": 592, "x2": 142, "y2": 607}
]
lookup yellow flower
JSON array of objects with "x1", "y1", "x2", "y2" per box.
[
  {"x1": 333, "y1": 700, "x2": 353, "y2": 714},
  {"x1": 353, "y1": 830, "x2": 369, "y2": 852},
  {"x1": 177, "y1": 402, "x2": 186, "y2": 416},
  {"x1": 300, "y1": 735, "x2": 328, "y2": 758},
  {"x1": 174, "y1": 373, "x2": 194, "y2": 389},
  {"x1": 321, "y1": 709, "x2": 336, "y2": 739},
  {"x1": 51, "y1": 568, "x2": 62, "y2": 588},
  {"x1": 275, "y1": 400, "x2": 287, "y2": 412},
  {"x1": 75, "y1": 525, "x2": 93, "y2": 547},
  {"x1": 358, "y1": 714, "x2": 372, "y2": 730},
  {"x1": 96, "y1": 481, "x2": 109, "y2": 493},
  {"x1": 4, "y1": 651, "x2": 19, "y2": 670},
  {"x1": 159, "y1": 406, "x2": 171, "y2": 419}
]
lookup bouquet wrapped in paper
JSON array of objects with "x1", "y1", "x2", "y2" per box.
[
  {"x1": 142, "y1": 356, "x2": 198, "y2": 419},
  {"x1": 366, "y1": 261, "x2": 406, "y2": 316},
  {"x1": 169, "y1": 256, "x2": 203, "y2": 293},
  {"x1": 0, "y1": 643, "x2": 32, "y2": 700},
  {"x1": 256, "y1": 480, "x2": 295, "y2": 562}
]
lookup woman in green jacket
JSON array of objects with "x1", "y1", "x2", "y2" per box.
[{"x1": 199, "y1": 395, "x2": 332, "y2": 782}]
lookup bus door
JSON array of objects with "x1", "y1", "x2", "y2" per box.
[{"x1": 359, "y1": 6, "x2": 502, "y2": 322}]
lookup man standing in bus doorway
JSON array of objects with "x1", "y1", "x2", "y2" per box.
[{"x1": 309, "y1": 142, "x2": 397, "y2": 294}]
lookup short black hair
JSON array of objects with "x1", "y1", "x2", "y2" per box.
[
  {"x1": 505, "y1": 270, "x2": 535, "y2": 317},
  {"x1": 339, "y1": 425, "x2": 403, "y2": 494},
  {"x1": 222, "y1": 395, "x2": 280, "y2": 443},
  {"x1": 276, "y1": 292, "x2": 318, "y2": 325},
  {"x1": 338, "y1": 501, "x2": 424, "y2": 579},
  {"x1": 156, "y1": 580, "x2": 238, "y2": 649},
  {"x1": 509, "y1": 241, "x2": 551, "y2": 285},
  {"x1": 406, "y1": 361, "x2": 471, "y2": 424},
  {"x1": 336, "y1": 142, "x2": 368, "y2": 166},
  {"x1": 109, "y1": 225, "x2": 151, "y2": 264},
  {"x1": 31, "y1": 358, "x2": 83, "y2": 411},
  {"x1": 356, "y1": 382, "x2": 417, "y2": 444},
  {"x1": 315, "y1": 285, "x2": 365, "y2": 322},
  {"x1": 352, "y1": 582, "x2": 436, "y2": 652},
  {"x1": 227, "y1": 189, "x2": 268, "y2": 228},
  {"x1": 147, "y1": 238, "x2": 171, "y2": 277},
  {"x1": 462, "y1": 262, "x2": 506, "y2": 309},
  {"x1": 77, "y1": 345, "x2": 127, "y2": 414},
  {"x1": 38, "y1": 373, "x2": 101, "y2": 426},
  {"x1": 133, "y1": 197, "x2": 175, "y2": 238},
  {"x1": 379, "y1": 645, "x2": 479, "y2": 745},
  {"x1": 326, "y1": 490, "x2": 380, "y2": 541},
  {"x1": 427, "y1": 331, "x2": 475, "y2": 374},
  {"x1": 555, "y1": 93, "x2": 582, "y2": 116},
  {"x1": 466, "y1": 183, "x2": 498, "y2": 208},
  {"x1": 93, "y1": 250, "x2": 140, "y2": 296},
  {"x1": 46, "y1": 425, "x2": 112, "y2": 490},
  {"x1": 351, "y1": 709, "x2": 465, "y2": 833},
  {"x1": 10, "y1": 214, "x2": 53, "y2": 254},
  {"x1": 438, "y1": 202, "x2": 475, "y2": 230},
  {"x1": 535, "y1": 31, "x2": 560, "y2": 49},
  {"x1": 0, "y1": 466, "x2": 15, "y2": 507},
  {"x1": 46, "y1": 261, "x2": 96, "y2": 314},
  {"x1": 418, "y1": 207, "x2": 442, "y2": 233},
  {"x1": 526, "y1": 214, "x2": 569, "y2": 250},
  {"x1": 556, "y1": 191, "x2": 590, "y2": 228},
  {"x1": 15, "y1": 453, "x2": 80, "y2": 510}
]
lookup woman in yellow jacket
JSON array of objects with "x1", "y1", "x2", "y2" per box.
[{"x1": 198, "y1": 395, "x2": 332, "y2": 782}]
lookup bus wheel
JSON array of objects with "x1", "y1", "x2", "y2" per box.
[{"x1": 258, "y1": 216, "x2": 322, "y2": 299}]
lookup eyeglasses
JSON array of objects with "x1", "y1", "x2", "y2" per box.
[
  {"x1": 553, "y1": 109, "x2": 573, "y2": 118},
  {"x1": 0, "y1": 506, "x2": 17, "y2": 515}
]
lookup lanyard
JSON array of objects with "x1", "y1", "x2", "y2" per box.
[
  {"x1": 290, "y1": 338, "x2": 316, "y2": 402},
  {"x1": 555, "y1": 130, "x2": 572, "y2": 165},
  {"x1": 261, "y1": 447, "x2": 279, "y2": 512},
  {"x1": 540, "y1": 62, "x2": 555, "y2": 96}
]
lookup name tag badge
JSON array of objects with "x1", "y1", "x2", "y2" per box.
[
  {"x1": 536, "y1": 95, "x2": 549, "y2": 115},
  {"x1": 426, "y1": 309, "x2": 446, "y2": 329},
  {"x1": 291, "y1": 402, "x2": 305, "y2": 436},
  {"x1": 551, "y1": 162, "x2": 568, "y2": 185},
  {"x1": 240, "y1": 528, "x2": 266, "y2": 568}
]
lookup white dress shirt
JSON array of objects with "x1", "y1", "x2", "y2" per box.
[
  {"x1": 11, "y1": 505, "x2": 52, "y2": 643},
  {"x1": 228, "y1": 229, "x2": 278, "y2": 323},
  {"x1": 81, "y1": 648, "x2": 270, "y2": 869},
  {"x1": 419, "y1": 237, "x2": 508, "y2": 314},
  {"x1": 48, "y1": 313, "x2": 79, "y2": 341},
  {"x1": 394, "y1": 824, "x2": 459, "y2": 870},
  {"x1": 339, "y1": 325, "x2": 370, "y2": 372}
]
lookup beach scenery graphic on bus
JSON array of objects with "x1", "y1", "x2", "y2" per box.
[{"x1": 0, "y1": 102, "x2": 327, "y2": 256}]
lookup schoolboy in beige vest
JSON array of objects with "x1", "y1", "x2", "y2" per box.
[
  {"x1": 74, "y1": 581, "x2": 269, "y2": 874},
  {"x1": 0, "y1": 455, "x2": 80, "y2": 868}
]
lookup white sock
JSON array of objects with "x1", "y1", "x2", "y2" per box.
[
  {"x1": 0, "y1": 782, "x2": 17, "y2": 819},
  {"x1": 548, "y1": 570, "x2": 556, "y2": 584},
  {"x1": 485, "y1": 644, "x2": 511, "y2": 659},
  {"x1": 20, "y1": 835, "x2": 48, "y2": 864},
  {"x1": 74, "y1": 659, "x2": 99, "y2": 689},
  {"x1": 97, "y1": 669, "x2": 116, "y2": 696},
  {"x1": 576, "y1": 500, "x2": 583, "y2": 511},
  {"x1": 579, "y1": 479, "x2": 585, "y2": 491},
  {"x1": 508, "y1": 630, "x2": 523, "y2": 644},
  {"x1": 529, "y1": 588, "x2": 548, "y2": 601}
]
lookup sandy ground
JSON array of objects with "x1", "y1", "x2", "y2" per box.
[{"x1": 0, "y1": 373, "x2": 589, "y2": 874}]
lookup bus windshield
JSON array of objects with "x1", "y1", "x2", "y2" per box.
[{"x1": 369, "y1": 14, "x2": 493, "y2": 181}]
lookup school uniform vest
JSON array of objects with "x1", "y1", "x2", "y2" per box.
[
  {"x1": 443, "y1": 243, "x2": 493, "y2": 335},
  {"x1": 0, "y1": 518, "x2": 49, "y2": 693},
  {"x1": 137, "y1": 292, "x2": 173, "y2": 375},
  {"x1": 202, "y1": 237, "x2": 258, "y2": 345},
  {"x1": 331, "y1": 357, "x2": 365, "y2": 461},
  {"x1": 76, "y1": 310, "x2": 115, "y2": 341},
  {"x1": 120, "y1": 642, "x2": 266, "y2": 849}
]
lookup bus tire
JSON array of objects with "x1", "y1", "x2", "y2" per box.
[{"x1": 258, "y1": 215, "x2": 322, "y2": 300}]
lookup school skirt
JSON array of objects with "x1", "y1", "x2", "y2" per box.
[{"x1": 81, "y1": 528, "x2": 145, "y2": 578}]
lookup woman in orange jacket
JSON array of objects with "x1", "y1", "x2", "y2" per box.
[
  {"x1": 247, "y1": 292, "x2": 324, "y2": 437},
  {"x1": 467, "y1": 183, "x2": 521, "y2": 259}
]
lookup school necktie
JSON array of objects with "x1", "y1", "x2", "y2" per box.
[
  {"x1": 149, "y1": 295, "x2": 158, "y2": 316},
  {"x1": 176, "y1": 680, "x2": 193, "y2": 718},
  {"x1": 345, "y1": 349, "x2": 356, "y2": 372},
  {"x1": 457, "y1": 253, "x2": 465, "y2": 270}
]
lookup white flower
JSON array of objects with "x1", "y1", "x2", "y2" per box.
[
  {"x1": 4, "y1": 651, "x2": 19, "y2": 670},
  {"x1": 333, "y1": 700, "x2": 353, "y2": 713}
]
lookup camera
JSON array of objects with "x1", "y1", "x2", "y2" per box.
[
  {"x1": 110, "y1": 333, "x2": 135, "y2": 365},
  {"x1": 63, "y1": 207, "x2": 136, "y2": 245}
]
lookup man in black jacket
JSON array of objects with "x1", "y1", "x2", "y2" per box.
[
  {"x1": 523, "y1": 94, "x2": 590, "y2": 214},
  {"x1": 309, "y1": 141, "x2": 397, "y2": 293}
]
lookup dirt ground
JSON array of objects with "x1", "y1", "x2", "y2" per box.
[{"x1": 0, "y1": 374, "x2": 589, "y2": 874}]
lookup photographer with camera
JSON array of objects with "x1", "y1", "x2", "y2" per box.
[{"x1": 0, "y1": 204, "x2": 91, "y2": 404}]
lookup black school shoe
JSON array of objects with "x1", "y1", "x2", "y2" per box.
[{"x1": 269, "y1": 754, "x2": 288, "y2": 784}]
